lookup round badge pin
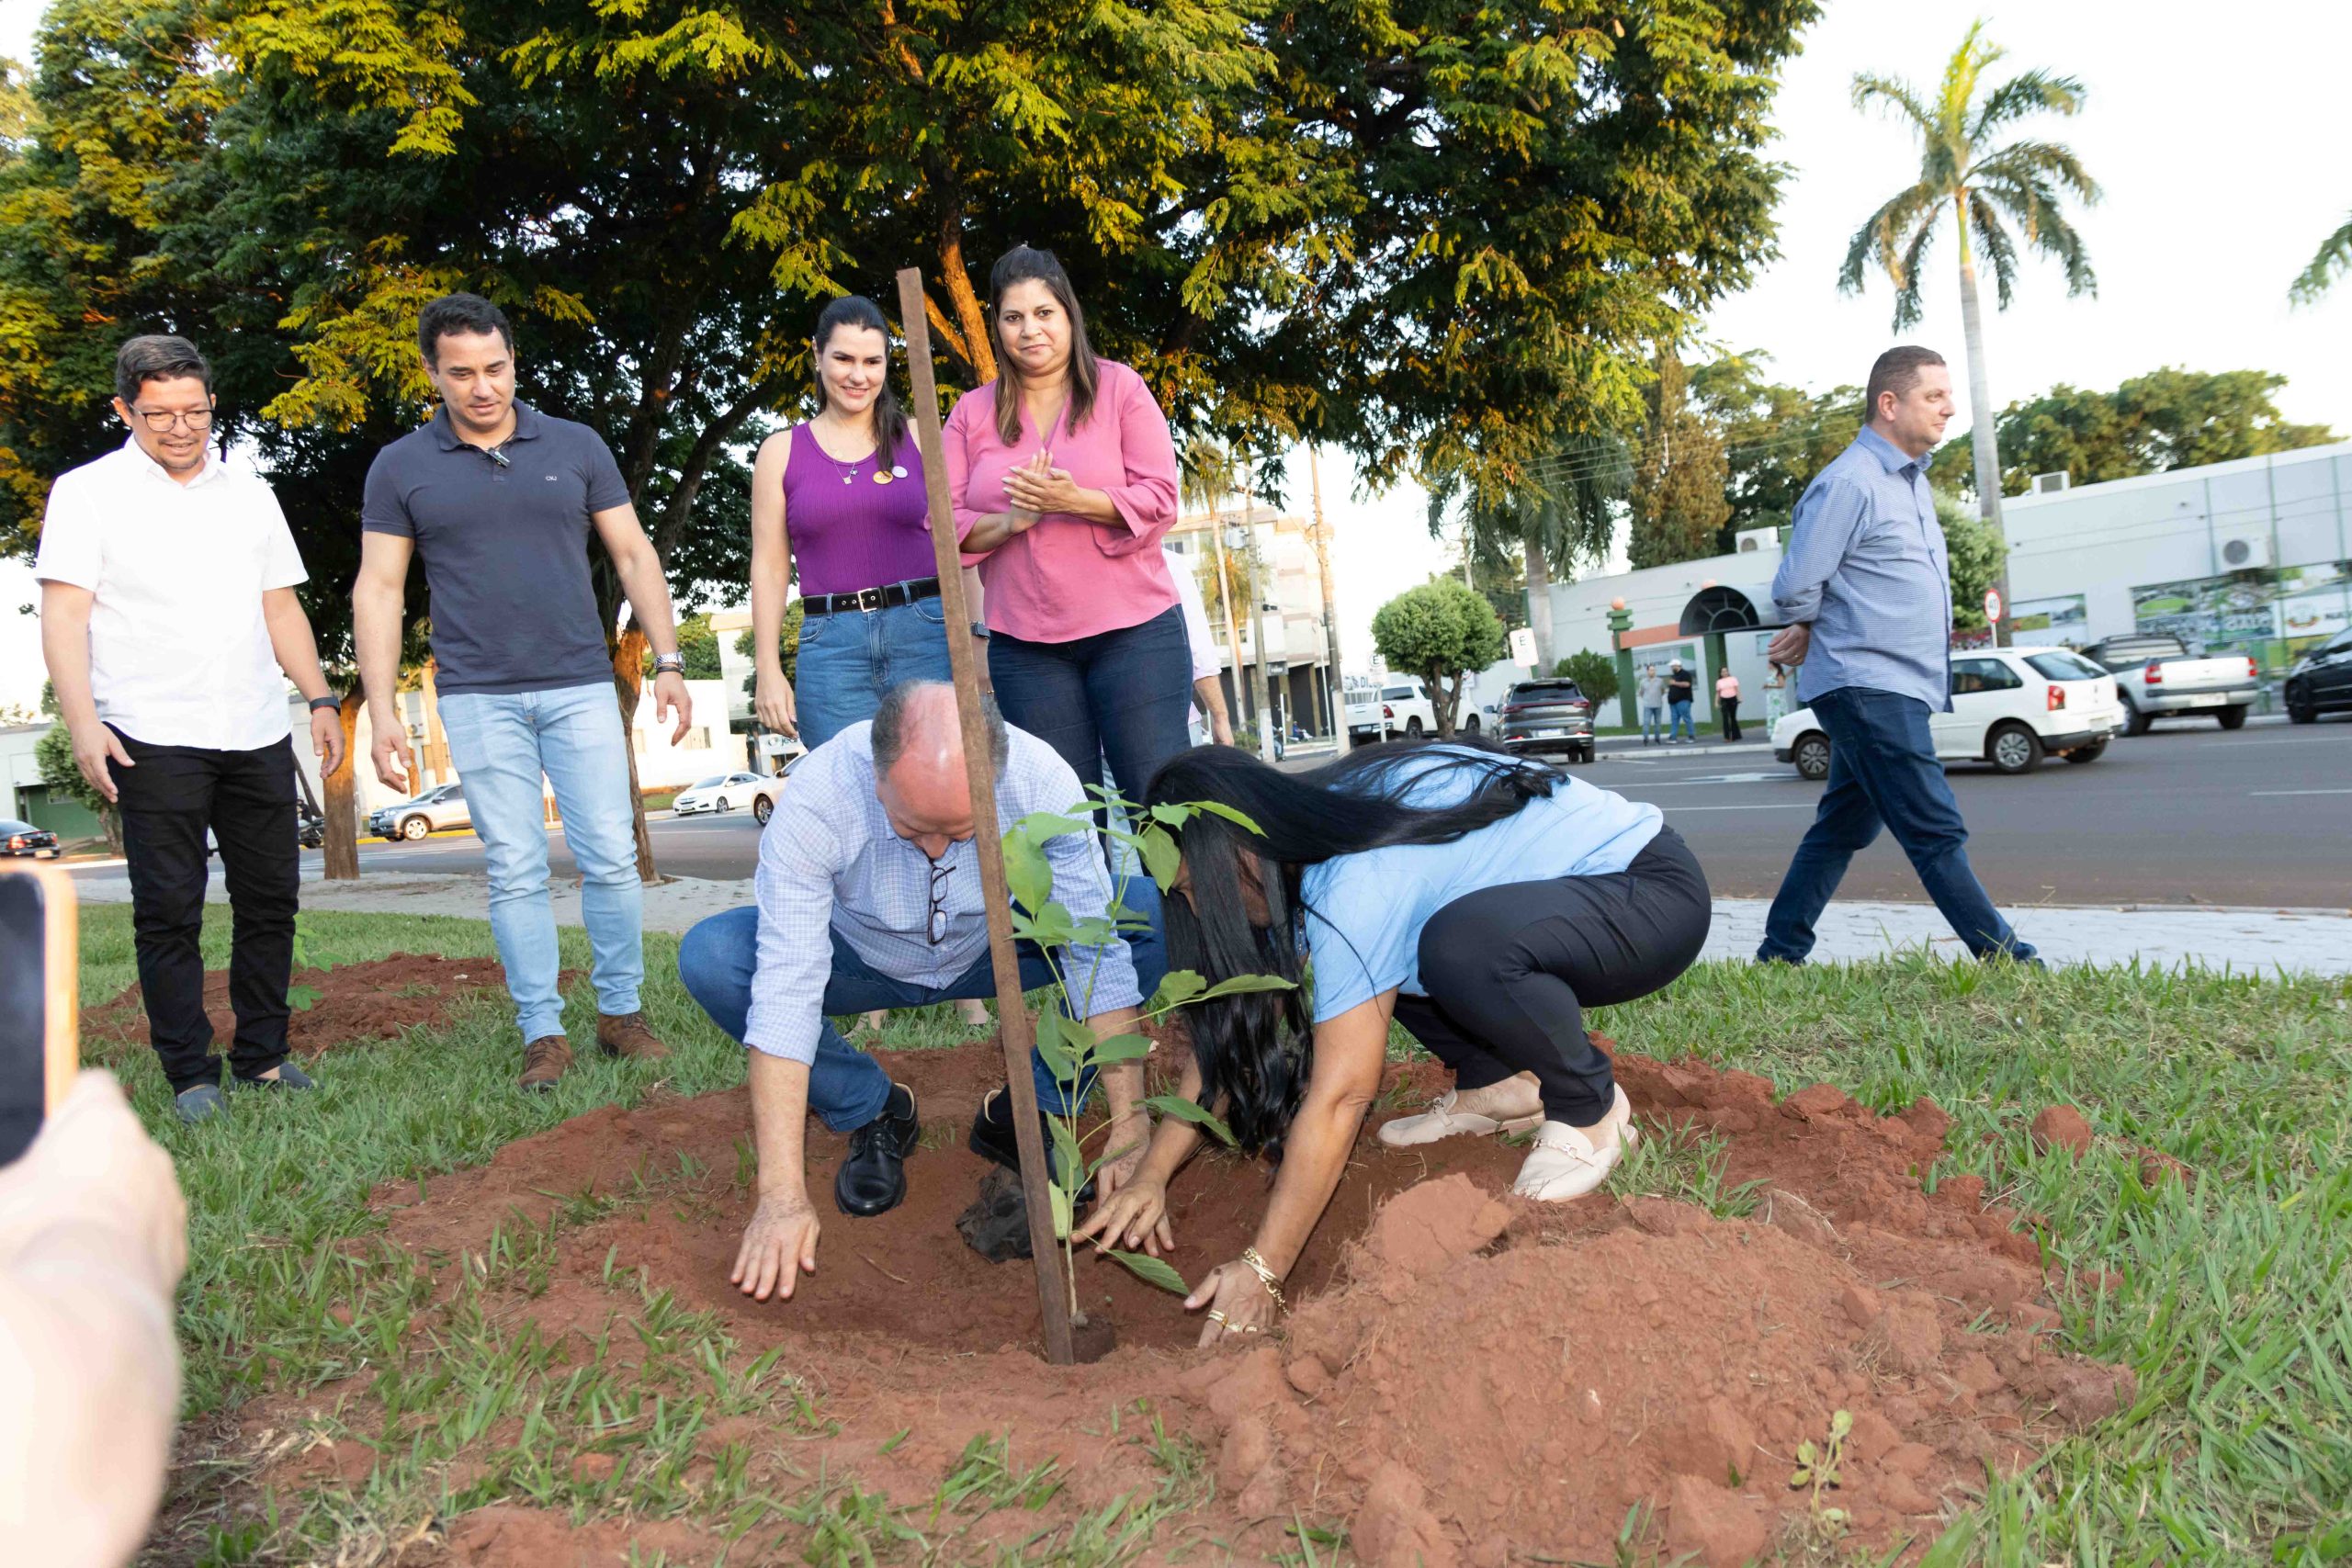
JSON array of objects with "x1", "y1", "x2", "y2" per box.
[
  {"x1": 892, "y1": 465, "x2": 909, "y2": 479},
  {"x1": 871, "y1": 469, "x2": 893, "y2": 485}
]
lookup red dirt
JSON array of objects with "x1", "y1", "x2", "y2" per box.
[
  {"x1": 85, "y1": 954, "x2": 566, "y2": 1059},
  {"x1": 341, "y1": 1039, "x2": 2133, "y2": 1565},
  {"x1": 2030, "y1": 1104, "x2": 2096, "y2": 1157}
]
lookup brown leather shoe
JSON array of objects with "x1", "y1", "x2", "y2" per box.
[
  {"x1": 521, "y1": 1034, "x2": 573, "y2": 1093},
  {"x1": 596, "y1": 1011, "x2": 671, "y2": 1061}
]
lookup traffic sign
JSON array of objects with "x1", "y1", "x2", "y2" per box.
[
  {"x1": 1983, "y1": 587, "x2": 2003, "y2": 624},
  {"x1": 1509, "y1": 626, "x2": 1539, "y2": 668}
]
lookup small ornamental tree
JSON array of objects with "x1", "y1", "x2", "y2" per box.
[
  {"x1": 1370, "y1": 579, "x2": 1510, "y2": 737},
  {"x1": 1555, "y1": 650, "x2": 1620, "y2": 708}
]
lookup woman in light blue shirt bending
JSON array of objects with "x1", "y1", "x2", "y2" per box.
[{"x1": 1079, "y1": 742, "x2": 1710, "y2": 1345}]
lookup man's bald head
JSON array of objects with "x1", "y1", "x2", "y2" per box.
[{"x1": 871, "y1": 682, "x2": 1008, "y2": 857}]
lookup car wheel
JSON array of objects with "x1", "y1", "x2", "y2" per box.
[
  {"x1": 753, "y1": 795, "x2": 775, "y2": 826},
  {"x1": 400, "y1": 815, "x2": 429, "y2": 840},
  {"x1": 2215, "y1": 705, "x2": 2247, "y2": 731},
  {"x1": 2120, "y1": 698, "x2": 2151, "y2": 737},
  {"x1": 715, "y1": 795, "x2": 730, "y2": 814},
  {"x1": 1988, "y1": 723, "x2": 2044, "y2": 774},
  {"x1": 1577, "y1": 743, "x2": 1595, "y2": 764},
  {"x1": 2288, "y1": 699, "x2": 2317, "y2": 725},
  {"x1": 1405, "y1": 716, "x2": 1424, "y2": 738},
  {"x1": 2062, "y1": 739, "x2": 2108, "y2": 764},
  {"x1": 1463, "y1": 714, "x2": 1480, "y2": 734},
  {"x1": 1792, "y1": 731, "x2": 1831, "y2": 781}
]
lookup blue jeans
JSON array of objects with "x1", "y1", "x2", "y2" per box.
[
  {"x1": 793, "y1": 593, "x2": 954, "y2": 750},
  {"x1": 676, "y1": 907, "x2": 1091, "y2": 1128},
  {"x1": 438, "y1": 682, "x2": 643, "y2": 1041},
  {"x1": 1641, "y1": 705, "x2": 1664, "y2": 741},
  {"x1": 1758, "y1": 685, "x2": 2035, "y2": 964},
  {"x1": 1668, "y1": 700, "x2": 1694, "y2": 740},
  {"x1": 989, "y1": 606, "x2": 1191, "y2": 998}
]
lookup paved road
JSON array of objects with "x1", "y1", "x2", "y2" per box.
[{"x1": 155, "y1": 715, "x2": 2343, "y2": 910}]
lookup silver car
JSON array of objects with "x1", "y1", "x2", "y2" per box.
[{"x1": 370, "y1": 783, "x2": 471, "y2": 842}]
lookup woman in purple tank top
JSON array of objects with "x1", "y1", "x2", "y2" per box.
[{"x1": 748, "y1": 296, "x2": 956, "y2": 753}]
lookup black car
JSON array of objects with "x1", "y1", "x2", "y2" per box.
[
  {"x1": 1498, "y1": 679, "x2": 1597, "y2": 764},
  {"x1": 0, "y1": 818, "x2": 62, "y2": 858},
  {"x1": 2285, "y1": 627, "x2": 2352, "y2": 724}
]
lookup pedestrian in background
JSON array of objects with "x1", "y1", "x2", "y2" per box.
[
  {"x1": 1763, "y1": 660, "x2": 1790, "y2": 727},
  {"x1": 1168, "y1": 542, "x2": 1234, "y2": 746},
  {"x1": 1637, "y1": 663, "x2": 1667, "y2": 744},
  {"x1": 36, "y1": 335, "x2": 344, "y2": 1123},
  {"x1": 355, "y1": 293, "x2": 692, "y2": 1091},
  {"x1": 1715, "y1": 668, "x2": 1742, "y2": 741},
  {"x1": 1666, "y1": 660, "x2": 1696, "y2": 743},
  {"x1": 1755, "y1": 345, "x2": 2036, "y2": 966}
]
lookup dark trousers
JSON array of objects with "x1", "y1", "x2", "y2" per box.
[
  {"x1": 111, "y1": 728, "x2": 300, "y2": 1093},
  {"x1": 1396, "y1": 828, "x2": 1711, "y2": 1126},
  {"x1": 1757, "y1": 686, "x2": 2033, "y2": 964},
  {"x1": 1720, "y1": 697, "x2": 1741, "y2": 741},
  {"x1": 989, "y1": 605, "x2": 1193, "y2": 998}
]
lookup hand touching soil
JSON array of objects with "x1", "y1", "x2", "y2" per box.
[
  {"x1": 1187, "y1": 1258, "x2": 1278, "y2": 1348},
  {"x1": 1091, "y1": 1111, "x2": 1154, "y2": 1204},
  {"x1": 732, "y1": 1191, "x2": 821, "y2": 1302},
  {"x1": 1074, "y1": 1175, "x2": 1173, "y2": 1257}
]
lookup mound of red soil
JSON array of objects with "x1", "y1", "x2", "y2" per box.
[
  {"x1": 356, "y1": 1041, "x2": 2132, "y2": 1565},
  {"x1": 87, "y1": 954, "x2": 561, "y2": 1058}
]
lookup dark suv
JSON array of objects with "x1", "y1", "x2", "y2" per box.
[
  {"x1": 1498, "y1": 679, "x2": 1596, "y2": 763},
  {"x1": 2286, "y1": 627, "x2": 2352, "y2": 724}
]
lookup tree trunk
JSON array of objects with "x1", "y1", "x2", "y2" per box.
[
  {"x1": 322, "y1": 692, "x2": 364, "y2": 880},
  {"x1": 1521, "y1": 510, "x2": 1555, "y2": 670},
  {"x1": 1238, "y1": 468, "x2": 1275, "y2": 761},
  {"x1": 611, "y1": 626, "x2": 658, "y2": 883},
  {"x1": 1434, "y1": 671, "x2": 1462, "y2": 738},
  {"x1": 938, "y1": 211, "x2": 997, "y2": 384},
  {"x1": 1204, "y1": 482, "x2": 1247, "y2": 733},
  {"x1": 1954, "y1": 192, "x2": 2012, "y2": 647},
  {"x1": 1308, "y1": 446, "x2": 1344, "y2": 733}
]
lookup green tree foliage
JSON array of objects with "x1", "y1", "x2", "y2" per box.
[
  {"x1": 734, "y1": 601, "x2": 806, "y2": 690},
  {"x1": 1628, "y1": 354, "x2": 1730, "y2": 570},
  {"x1": 2289, "y1": 210, "x2": 2352, "y2": 305},
  {"x1": 1938, "y1": 491, "x2": 2007, "y2": 632},
  {"x1": 1838, "y1": 21, "x2": 2099, "y2": 526},
  {"x1": 1370, "y1": 578, "x2": 1507, "y2": 737},
  {"x1": 651, "y1": 613, "x2": 724, "y2": 680},
  {"x1": 1690, "y1": 354, "x2": 1863, "y2": 548},
  {"x1": 1555, "y1": 649, "x2": 1619, "y2": 707},
  {"x1": 1937, "y1": 369, "x2": 2337, "y2": 497},
  {"x1": 33, "y1": 721, "x2": 119, "y2": 852}
]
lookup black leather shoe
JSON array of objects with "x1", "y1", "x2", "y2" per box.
[
  {"x1": 968, "y1": 1085, "x2": 1094, "y2": 1203},
  {"x1": 835, "y1": 1082, "x2": 919, "y2": 1217}
]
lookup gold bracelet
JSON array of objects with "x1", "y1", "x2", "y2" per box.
[{"x1": 1238, "y1": 1247, "x2": 1285, "y2": 1312}]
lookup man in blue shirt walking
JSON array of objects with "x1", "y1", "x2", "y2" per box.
[{"x1": 1756, "y1": 346, "x2": 2036, "y2": 965}]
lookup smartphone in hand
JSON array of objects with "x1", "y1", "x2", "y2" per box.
[{"x1": 0, "y1": 864, "x2": 78, "y2": 1166}]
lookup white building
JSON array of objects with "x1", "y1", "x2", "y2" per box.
[{"x1": 1164, "y1": 503, "x2": 1341, "y2": 738}]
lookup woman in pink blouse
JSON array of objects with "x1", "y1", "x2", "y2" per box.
[{"x1": 944, "y1": 245, "x2": 1188, "y2": 1137}]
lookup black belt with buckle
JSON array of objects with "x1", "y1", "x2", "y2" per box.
[{"x1": 803, "y1": 578, "x2": 943, "y2": 615}]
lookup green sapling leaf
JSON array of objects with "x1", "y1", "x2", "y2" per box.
[
  {"x1": 1109, "y1": 1250, "x2": 1188, "y2": 1295},
  {"x1": 1146, "y1": 1094, "x2": 1238, "y2": 1146}
]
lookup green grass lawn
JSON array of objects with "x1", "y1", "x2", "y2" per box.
[{"x1": 75, "y1": 906, "x2": 2352, "y2": 1565}]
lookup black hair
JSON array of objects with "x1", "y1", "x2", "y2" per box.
[
  {"x1": 1141, "y1": 739, "x2": 1560, "y2": 1159},
  {"x1": 418, "y1": 292, "x2": 515, "y2": 367},
  {"x1": 811, "y1": 296, "x2": 910, "y2": 460},
  {"x1": 114, "y1": 334, "x2": 211, "y2": 405},
  {"x1": 987, "y1": 245, "x2": 1100, "y2": 446}
]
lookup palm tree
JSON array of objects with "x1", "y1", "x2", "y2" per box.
[
  {"x1": 1433, "y1": 433, "x2": 1629, "y2": 669},
  {"x1": 1839, "y1": 19, "x2": 2099, "y2": 644},
  {"x1": 2290, "y1": 212, "x2": 2352, "y2": 304}
]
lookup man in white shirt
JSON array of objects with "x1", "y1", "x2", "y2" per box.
[
  {"x1": 36, "y1": 336, "x2": 344, "y2": 1124},
  {"x1": 1165, "y1": 543, "x2": 1234, "y2": 746}
]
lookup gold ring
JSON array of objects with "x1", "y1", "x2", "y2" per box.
[
  {"x1": 1206, "y1": 1309, "x2": 1227, "y2": 1325},
  {"x1": 1239, "y1": 1325, "x2": 1265, "y2": 1335}
]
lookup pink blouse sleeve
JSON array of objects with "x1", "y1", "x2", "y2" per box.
[
  {"x1": 1094, "y1": 367, "x2": 1180, "y2": 557},
  {"x1": 944, "y1": 387, "x2": 992, "y2": 566}
]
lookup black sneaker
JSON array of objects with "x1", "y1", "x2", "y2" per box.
[
  {"x1": 968, "y1": 1085, "x2": 1093, "y2": 1202},
  {"x1": 835, "y1": 1082, "x2": 919, "y2": 1217},
  {"x1": 233, "y1": 1062, "x2": 316, "y2": 1092}
]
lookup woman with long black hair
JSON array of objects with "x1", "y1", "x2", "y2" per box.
[{"x1": 1076, "y1": 741, "x2": 1710, "y2": 1344}]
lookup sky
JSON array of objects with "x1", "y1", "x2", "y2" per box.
[{"x1": 6, "y1": 0, "x2": 2350, "y2": 712}]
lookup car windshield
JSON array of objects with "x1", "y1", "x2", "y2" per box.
[
  {"x1": 0, "y1": 819, "x2": 38, "y2": 834},
  {"x1": 1510, "y1": 682, "x2": 1582, "y2": 703},
  {"x1": 1381, "y1": 686, "x2": 1415, "y2": 700},
  {"x1": 2026, "y1": 651, "x2": 2109, "y2": 682},
  {"x1": 691, "y1": 775, "x2": 725, "y2": 789}
]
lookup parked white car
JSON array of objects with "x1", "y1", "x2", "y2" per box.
[
  {"x1": 671, "y1": 772, "x2": 768, "y2": 817},
  {"x1": 1345, "y1": 677, "x2": 1441, "y2": 742},
  {"x1": 1772, "y1": 645, "x2": 2125, "y2": 780}
]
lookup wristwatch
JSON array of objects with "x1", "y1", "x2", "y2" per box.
[
  {"x1": 968, "y1": 621, "x2": 990, "y2": 640},
  {"x1": 308, "y1": 695, "x2": 341, "y2": 713},
  {"x1": 652, "y1": 653, "x2": 686, "y2": 675}
]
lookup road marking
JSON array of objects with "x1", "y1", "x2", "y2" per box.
[{"x1": 2248, "y1": 789, "x2": 2352, "y2": 796}]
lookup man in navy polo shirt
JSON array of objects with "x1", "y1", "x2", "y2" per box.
[{"x1": 354, "y1": 294, "x2": 694, "y2": 1090}]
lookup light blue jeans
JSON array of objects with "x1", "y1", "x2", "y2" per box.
[
  {"x1": 439, "y1": 682, "x2": 643, "y2": 1042},
  {"x1": 1641, "y1": 704, "x2": 1665, "y2": 741},
  {"x1": 1669, "y1": 699, "x2": 1695, "y2": 741}
]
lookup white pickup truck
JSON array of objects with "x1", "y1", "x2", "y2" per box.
[
  {"x1": 2085, "y1": 634, "x2": 2261, "y2": 734},
  {"x1": 1345, "y1": 677, "x2": 1440, "y2": 743}
]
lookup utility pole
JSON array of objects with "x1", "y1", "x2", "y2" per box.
[
  {"x1": 1240, "y1": 459, "x2": 1277, "y2": 762},
  {"x1": 1203, "y1": 470, "x2": 1247, "y2": 739},
  {"x1": 1307, "y1": 445, "x2": 1343, "y2": 739}
]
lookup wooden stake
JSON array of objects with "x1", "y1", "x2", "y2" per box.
[{"x1": 895, "y1": 265, "x2": 1076, "y2": 1366}]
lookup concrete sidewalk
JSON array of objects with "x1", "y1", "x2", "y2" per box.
[{"x1": 68, "y1": 868, "x2": 2352, "y2": 976}]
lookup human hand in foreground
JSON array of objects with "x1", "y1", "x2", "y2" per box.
[
  {"x1": 1000, "y1": 452, "x2": 1064, "y2": 525},
  {"x1": 370, "y1": 708, "x2": 416, "y2": 793},
  {"x1": 754, "y1": 668, "x2": 798, "y2": 737},
  {"x1": 1072, "y1": 1172, "x2": 1173, "y2": 1258},
  {"x1": 1090, "y1": 1110, "x2": 1153, "y2": 1204},
  {"x1": 67, "y1": 719, "x2": 132, "y2": 805},
  {"x1": 1187, "y1": 1257, "x2": 1278, "y2": 1348},
  {"x1": 309, "y1": 705, "x2": 345, "y2": 777},
  {"x1": 652, "y1": 670, "x2": 694, "y2": 744},
  {"x1": 0, "y1": 1071, "x2": 187, "y2": 1294},
  {"x1": 1765, "y1": 622, "x2": 1812, "y2": 667},
  {"x1": 731, "y1": 1190, "x2": 821, "y2": 1302}
]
